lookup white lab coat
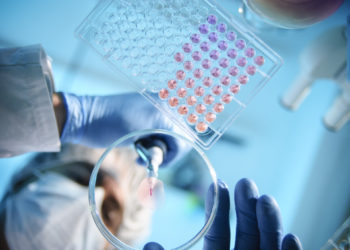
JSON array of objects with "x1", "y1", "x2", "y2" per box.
[
  {"x1": 4, "y1": 172, "x2": 106, "y2": 250},
  {"x1": 0, "y1": 45, "x2": 60, "y2": 157}
]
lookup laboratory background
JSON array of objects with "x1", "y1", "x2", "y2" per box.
[{"x1": 1, "y1": 0, "x2": 350, "y2": 249}]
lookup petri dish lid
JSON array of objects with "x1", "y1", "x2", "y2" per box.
[{"x1": 89, "y1": 129, "x2": 218, "y2": 249}]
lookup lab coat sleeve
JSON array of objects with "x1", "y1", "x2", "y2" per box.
[{"x1": 0, "y1": 45, "x2": 60, "y2": 157}]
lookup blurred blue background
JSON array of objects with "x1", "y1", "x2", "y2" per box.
[{"x1": 0, "y1": 0, "x2": 350, "y2": 249}]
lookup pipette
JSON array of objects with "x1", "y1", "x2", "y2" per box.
[{"x1": 135, "y1": 139, "x2": 166, "y2": 197}]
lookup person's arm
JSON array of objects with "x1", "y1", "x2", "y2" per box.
[
  {"x1": 53, "y1": 93, "x2": 67, "y2": 136},
  {"x1": 59, "y1": 92, "x2": 189, "y2": 165},
  {"x1": 0, "y1": 45, "x2": 60, "y2": 157}
]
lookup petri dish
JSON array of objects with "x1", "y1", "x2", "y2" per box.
[{"x1": 89, "y1": 129, "x2": 218, "y2": 250}]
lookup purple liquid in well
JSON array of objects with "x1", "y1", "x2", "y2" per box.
[
  {"x1": 191, "y1": 33, "x2": 201, "y2": 43},
  {"x1": 208, "y1": 32, "x2": 218, "y2": 42},
  {"x1": 216, "y1": 23, "x2": 227, "y2": 33},
  {"x1": 207, "y1": 14, "x2": 217, "y2": 25},
  {"x1": 199, "y1": 24, "x2": 209, "y2": 34}
]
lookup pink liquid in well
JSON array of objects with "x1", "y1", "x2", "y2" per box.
[
  {"x1": 236, "y1": 57, "x2": 247, "y2": 67},
  {"x1": 202, "y1": 59, "x2": 211, "y2": 69},
  {"x1": 183, "y1": 43, "x2": 192, "y2": 53},
  {"x1": 220, "y1": 76, "x2": 231, "y2": 86},
  {"x1": 195, "y1": 86, "x2": 205, "y2": 97},
  {"x1": 158, "y1": 89, "x2": 169, "y2": 99},
  {"x1": 169, "y1": 97, "x2": 179, "y2": 107},
  {"x1": 212, "y1": 85, "x2": 223, "y2": 96},
  {"x1": 230, "y1": 84, "x2": 240, "y2": 94},
  {"x1": 196, "y1": 122, "x2": 208, "y2": 133},
  {"x1": 137, "y1": 177, "x2": 164, "y2": 210},
  {"x1": 177, "y1": 88, "x2": 187, "y2": 98},
  {"x1": 229, "y1": 66, "x2": 239, "y2": 76},
  {"x1": 254, "y1": 56, "x2": 265, "y2": 66},
  {"x1": 187, "y1": 113, "x2": 198, "y2": 124},
  {"x1": 168, "y1": 79, "x2": 177, "y2": 89},
  {"x1": 246, "y1": 65, "x2": 256, "y2": 75},
  {"x1": 238, "y1": 75, "x2": 249, "y2": 84},
  {"x1": 204, "y1": 94, "x2": 214, "y2": 105},
  {"x1": 205, "y1": 112, "x2": 216, "y2": 123},
  {"x1": 176, "y1": 70, "x2": 186, "y2": 80},
  {"x1": 192, "y1": 51, "x2": 202, "y2": 61},
  {"x1": 214, "y1": 103, "x2": 224, "y2": 113},
  {"x1": 221, "y1": 94, "x2": 232, "y2": 104},
  {"x1": 174, "y1": 52, "x2": 184, "y2": 62},
  {"x1": 185, "y1": 78, "x2": 195, "y2": 88},
  {"x1": 245, "y1": 48, "x2": 255, "y2": 58},
  {"x1": 211, "y1": 67, "x2": 221, "y2": 77},
  {"x1": 193, "y1": 68, "x2": 203, "y2": 79},
  {"x1": 219, "y1": 58, "x2": 229, "y2": 68},
  {"x1": 187, "y1": 96, "x2": 197, "y2": 106},
  {"x1": 203, "y1": 77, "x2": 213, "y2": 87},
  {"x1": 178, "y1": 105, "x2": 189, "y2": 115},
  {"x1": 195, "y1": 104, "x2": 207, "y2": 114},
  {"x1": 184, "y1": 61, "x2": 194, "y2": 71}
]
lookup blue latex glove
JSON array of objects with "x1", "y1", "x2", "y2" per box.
[
  {"x1": 205, "y1": 178, "x2": 303, "y2": 250},
  {"x1": 143, "y1": 179, "x2": 302, "y2": 250},
  {"x1": 59, "y1": 92, "x2": 183, "y2": 165}
]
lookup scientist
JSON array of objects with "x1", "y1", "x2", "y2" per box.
[
  {"x1": 0, "y1": 44, "x2": 185, "y2": 250},
  {"x1": 0, "y1": 45, "x2": 302, "y2": 250}
]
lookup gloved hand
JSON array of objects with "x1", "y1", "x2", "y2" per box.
[
  {"x1": 59, "y1": 92, "x2": 185, "y2": 165},
  {"x1": 143, "y1": 178, "x2": 302, "y2": 250}
]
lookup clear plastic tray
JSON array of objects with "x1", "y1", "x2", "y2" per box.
[{"x1": 76, "y1": 0, "x2": 283, "y2": 149}]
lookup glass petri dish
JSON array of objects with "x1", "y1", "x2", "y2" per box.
[{"x1": 89, "y1": 129, "x2": 218, "y2": 250}]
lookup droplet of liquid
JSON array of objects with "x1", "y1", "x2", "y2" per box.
[
  {"x1": 178, "y1": 105, "x2": 189, "y2": 115},
  {"x1": 174, "y1": 52, "x2": 184, "y2": 62},
  {"x1": 187, "y1": 113, "x2": 198, "y2": 124},
  {"x1": 137, "y1": 177, "x2": 164, "y2": 209},
  {"x1": 196, "y1": 122, "x2": 208, "y2": 133},
  {"x1": 184, "y1": 61, "x2": 193, "y2": 71},
  {"x1": 254, "y1": 56, "x2": 265, "y2": 66},
  {"x1": 185, "y1": 78, "x2": 195, "y2": 88},
  {"x1": 158, "y1": 89, "x2": 169, "y2": 99},
  {"x1": 205, "y1": 112, "x2": 216, "y2": 123},
  {"x1": 187, "y1": 96, "x2": 197, "y2": 106}
]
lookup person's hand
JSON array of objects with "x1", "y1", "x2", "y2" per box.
[
  {"x1": 59, "y1": 92, "x2": 186, "y2": 165},
  {"x1": 143, "y1": 178, "x2": 302, "y2": 250},
  {"x1": 203, "y1": 178, "x2": 302, "y2": 250}
]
